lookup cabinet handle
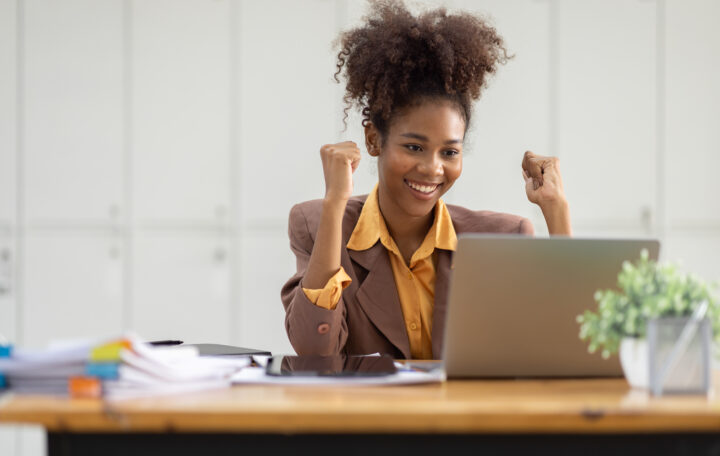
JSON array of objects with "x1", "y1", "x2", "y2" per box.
[
  {"x1": 641, "y1": 206, "x2": 653, "y2": 233},
  {"x1": 0, "y1": 248, "x2": 10, "y2": 295},
  {"x1": 214, "y1": 248, "x2": 227, "y2": 263}
]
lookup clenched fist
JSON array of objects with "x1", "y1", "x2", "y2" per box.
[
  {"x1": 521, "y1": 151, "x2": 567, "y2": 209},
  {"x1": 320, "y1": 141, "x2": 362, "y2": 203},
  {"x1": 521, "y1": 150, "x2": 572, "y2": 235}
]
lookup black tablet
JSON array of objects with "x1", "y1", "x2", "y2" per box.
[{"x1": 266, "y1": 355, "x2": 396, "y2": 377}]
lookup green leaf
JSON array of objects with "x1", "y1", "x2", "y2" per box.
[{"x1": 576, "y1": 251, "x2": 719, "y2": 357}]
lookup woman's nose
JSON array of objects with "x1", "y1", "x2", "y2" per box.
[{"x1": 418, "y1": 152, "x2": 444, "y2": 176}]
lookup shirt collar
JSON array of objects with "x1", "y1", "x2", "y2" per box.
[{"x1": 347, "y1": 184, "x2": 457, "y2": 259}]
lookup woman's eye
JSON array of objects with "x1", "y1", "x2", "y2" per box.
[
  {"x1": 443, "y1": 149, "x2": 459, "y2": 157},
  {"x1": 405, "y1": 144, "x2": 422, "y2": 152}
]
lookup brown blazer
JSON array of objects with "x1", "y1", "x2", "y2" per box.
[{"x1": 281, "y1": 195, "x2": 534, "y2": 359}]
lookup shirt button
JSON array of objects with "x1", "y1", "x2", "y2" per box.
[{"x1": 410, "y1": 322, "x2": 418, "y2": 331}]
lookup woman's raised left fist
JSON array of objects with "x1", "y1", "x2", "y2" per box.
[{"x1": 521, "y1": 150, "x2": 567, "y2": 209}]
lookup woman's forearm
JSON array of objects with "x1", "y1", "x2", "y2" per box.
[
  {"x1": 541, "y1": 200, "x2": 572, "y2": 236},
  {"x1": 302, "y1": 198, "x2": 347, "y2": 289}
]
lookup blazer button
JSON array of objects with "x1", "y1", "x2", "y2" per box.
[{"x1": 317, "y1": 323, "x2": 330, "y2": 334}]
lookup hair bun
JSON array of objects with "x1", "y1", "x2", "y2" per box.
[{"x1": 334, "y1": 0, "x2": 509, "y2": 135}]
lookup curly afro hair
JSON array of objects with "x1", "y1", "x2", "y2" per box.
[{"x1": 334, "y1": 0, "x2": 509, "y2": 142}]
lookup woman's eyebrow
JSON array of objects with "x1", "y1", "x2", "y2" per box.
[
  {"x1": 400, "y1": 132, "x2": 428, "y2": 141},
  {"x1": 400, "y1": 132, "x2": 462, "y2": 145}
]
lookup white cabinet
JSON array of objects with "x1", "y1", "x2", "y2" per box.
[
  {"x1": 0, "y1": 428, "x2": 16, "y2": 456},
  {"x1": 0, "y1": 425, "x2": 44, "y2": 456},
  {"x1": 666, "y1": 0, "x2": 720, "y2": 227},
  {"x1": 441, "y1": 0, "x2": 550, "y2": 224},
  {"x1": 556, "y1": 0, "x2": 657, "y2": 231},
  {"x1": 0, "y1": 237, "x2": 16, "y2": 342},
  {"x1": 238, "y1": 0, "x2": 338, "y2": 224},
  {"x1": 21, "y1": 233, "x2": 123, "y2": 348},
  {"x1": 662, "y1": 0, "x2": 720, "y2": 283},
  {"x1": 237, "y1": 230, "x2": 294, "y2": 355},
  {"x1": 132, "y1": 232, "x2": 231, "y2": 344},
  {"x1": 132, "y1": 0, "x2": 231, "y2": 223},
  {"x1": 0, "y1": 0, "x2": 16, "y2": 226},
  {"x1": 664, "y1": 233, "x2": 720, "y2": 282},
  {"x1": 23, "y1": 0, "x2": 124, "y2": 224}
]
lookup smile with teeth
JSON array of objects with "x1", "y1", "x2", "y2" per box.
[{"x1": 405, "y1": 179, "x2": 440, "y2": 194}]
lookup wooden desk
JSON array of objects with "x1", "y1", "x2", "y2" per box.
[{"x1": 2, "y1": 378, "x2": 720, "y2": 455}]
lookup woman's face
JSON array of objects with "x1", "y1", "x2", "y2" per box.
[{"x1": 369, "y1": 100, "x2": 465, "y2": 220}]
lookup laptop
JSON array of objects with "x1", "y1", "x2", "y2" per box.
[{"x1": 442, "y1": 235, "x2": 660, "y2": 378}]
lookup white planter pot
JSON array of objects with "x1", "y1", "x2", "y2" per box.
[{"x1": 619, "y1": 337, "x2": 648, "y2": 389}]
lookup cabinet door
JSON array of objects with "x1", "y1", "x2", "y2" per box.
[
  {"x1": 23, "y1": 0, "x2": 124, "y2": 224},
  {"x1": 237, "y1": 230, "x2": 294, "y2": 355},
  {"x1": 664, "y1": 233, "x2": 720, "y2": 282},
  {"x1": 0, "y1": 0, "x2": 16, "y2": 226},
  {"x1": 556, "y1": 0, "x2": 657, "y2": 233},
  {"x1": 0, "y1": 237, "x2": 16, "y2": 342},
  {"x1": 132, "y1": 233, "x2": 231, "y2": 344},
  {"x1": 22, "y1": 233, "x2": 123, "y2": 348},
  {"x1": 0, "y1": 428, "x2": 16, "y2": 456},
  {"x1": 666, "y1": 0, "x2": 720, "y2": 226},
  {"x1": 442, "y1": 0, "x2": 550, "y2": 223},
  {"x1": 0, "y1": 425, "x2": 44, "y2": 456},
  {"x1": 238, "y1": 0, "x2": 338, "y2": 225},
  {"x1": 132, "y1": 0, "x2": 231, "y2": 223}
]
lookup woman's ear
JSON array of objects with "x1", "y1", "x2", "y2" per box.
[{"x1": 364, "y1": 122, "x2": 381, "y2": 157}]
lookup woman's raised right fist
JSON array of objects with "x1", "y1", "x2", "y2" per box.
[{"x1": 320, "y1": 141, "x2": 361, "y2": 203}]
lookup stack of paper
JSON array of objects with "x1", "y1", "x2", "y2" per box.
[
  {"x1": 0, "y1": 335, "x2": 251, "y2": 399},
  {"x1": 231, "y1": 366, "x2": 445, "y2": 386}
]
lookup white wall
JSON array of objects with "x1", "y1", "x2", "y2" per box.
[{"x1": 1, "y1": 0, "x2": 719, "y2": 454}]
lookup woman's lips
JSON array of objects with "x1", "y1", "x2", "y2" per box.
[{"x1": 404, "y1": 179, "x2": 441, "y2": 199}]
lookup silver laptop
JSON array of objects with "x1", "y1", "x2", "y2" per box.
[{"x1": 442, "y1": 235, "x2": 660, "y2": 378}]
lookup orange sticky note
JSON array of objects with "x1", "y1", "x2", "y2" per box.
[{"x1": 69, "y1": 376, "x2": 102, "y2": 398}]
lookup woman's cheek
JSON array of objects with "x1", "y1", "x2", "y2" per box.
[{"x1": 447, "y1": 159, "x2": 462, "y2": 184}]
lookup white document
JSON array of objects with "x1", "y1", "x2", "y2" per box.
[{"x1": 231, "y1": 366, "x2": 445, "y2": 386}]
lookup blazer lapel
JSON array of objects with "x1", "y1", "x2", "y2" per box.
[
  {"x1": 349, "y1": 244, "x2": 411, "y2": 359},
  {"x1": 432, "y1": 249, "x2": 453, "y2": 359}
]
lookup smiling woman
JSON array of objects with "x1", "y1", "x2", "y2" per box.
[{"x1": 280, "y1": 0, "x2": 572, "y2": 359}]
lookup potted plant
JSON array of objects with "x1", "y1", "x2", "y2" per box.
[{"x1": 577, "y1": 249, "x2": 719, "y2": 388}]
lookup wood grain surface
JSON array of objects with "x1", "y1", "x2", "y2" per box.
[{"x1": 2, "y1": 378, "x2": 720, "y2": 434}]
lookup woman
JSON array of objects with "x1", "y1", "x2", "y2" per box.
[{"x1": 281, "y1": 0, "x2": 571, "y2": 359}]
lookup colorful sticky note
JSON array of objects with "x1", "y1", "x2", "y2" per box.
[
  {"x1": 90, "y1": 339, "x2": 131, "y2": 362},
  {"x1": 69, "y1": 376, "x2": 102, "y2": 399},
  {"x1": 85, "y1": 362, "x2": 120, "y2": 380},
  {"x1": 0, "y1": 345, "x2": 12, "y2": 358}
]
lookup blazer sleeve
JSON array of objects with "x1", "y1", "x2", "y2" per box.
[
  {"x1": 280, "y1": 203, "x2": 349, "y2": 356},
  {"x1": 518, "y1": 217, "x2": 535, "y2": 235}
]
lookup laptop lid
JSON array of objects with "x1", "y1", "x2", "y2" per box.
[{"x1": 442, "y1": 236, "x2": 660, "y2": 378}]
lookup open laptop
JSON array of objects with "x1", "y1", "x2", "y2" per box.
[{"x1": 442, "y1": 235, "x2": 660, "y2": 378}]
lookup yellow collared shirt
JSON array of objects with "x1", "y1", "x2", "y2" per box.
[{"x1": 302, "y1": 184, "x2": 457, "y2": 359}]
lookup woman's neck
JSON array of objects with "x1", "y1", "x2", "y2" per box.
[{"x1": 377, "y1": 189, "x2": 435, "y2": 264}]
